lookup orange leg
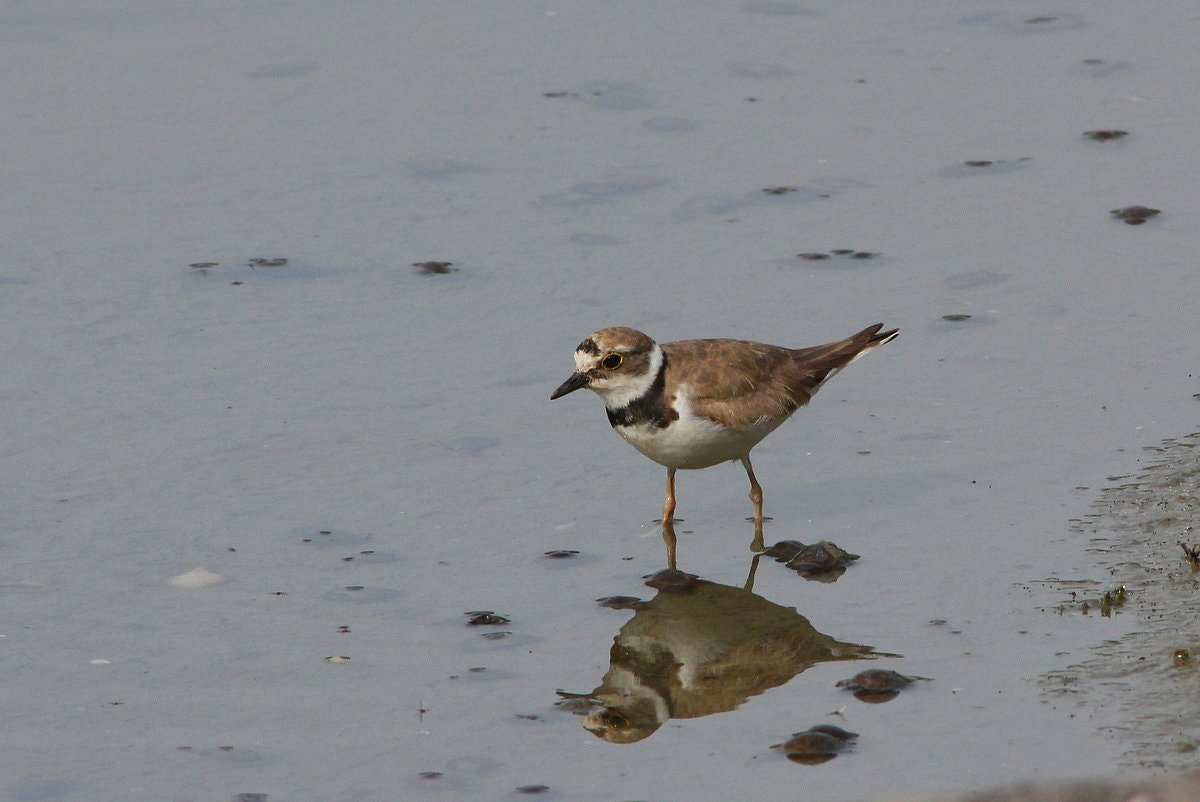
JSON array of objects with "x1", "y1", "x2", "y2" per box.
[
  {"x1": 662, "y1": 467, "x2": 677, "y2": 525},
  {"x1": 741, "y1": 456, "x2": 765, "y2": 552}
]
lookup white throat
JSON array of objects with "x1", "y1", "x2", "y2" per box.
[{"x1": 591, "y1": 344, "x2": 663, "y2": 410}]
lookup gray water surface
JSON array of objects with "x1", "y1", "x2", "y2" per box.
[{"x1": 3, "y1": 3, "x2": 1198, "y2": 800}]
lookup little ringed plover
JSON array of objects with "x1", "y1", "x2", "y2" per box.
[{"x1": 551, "y1": 323, "x2": 898, "y2": 554}]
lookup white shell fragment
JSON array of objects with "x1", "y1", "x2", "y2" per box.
[{"x1": 167, "y1": 567, "x2": 224, "y2": 589}]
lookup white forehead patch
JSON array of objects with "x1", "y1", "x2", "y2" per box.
[{"x1": 573, "y1": 349, "x2": 600, "y2": 373}]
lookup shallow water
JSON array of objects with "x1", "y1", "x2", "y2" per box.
[{"x1": 3, "y1": 2, "x2": 1199, "y2": 801}]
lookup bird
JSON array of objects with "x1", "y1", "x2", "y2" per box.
[{"x1": 550, "y1": 323, "x2": 898, "y2": 558}]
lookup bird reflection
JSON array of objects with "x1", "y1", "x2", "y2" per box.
[{"x1": 557, "y1": 540, "x2": 885, "y2": 743}]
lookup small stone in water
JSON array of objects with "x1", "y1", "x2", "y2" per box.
[
  {"x1": 1110, "y1": 206, "x2": 1160, "y2": 225},
  {"x1": 413, "y1": 261, "x2": 457, "y2": 274}
]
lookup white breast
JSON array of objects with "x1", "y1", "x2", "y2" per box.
[{"x1": 613, "y1": 389, "x2": 783, "y2": 470}]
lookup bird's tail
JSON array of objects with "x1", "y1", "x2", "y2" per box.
[{"x1": 794, "y1": 323, "x2": 899, "y2": 385}]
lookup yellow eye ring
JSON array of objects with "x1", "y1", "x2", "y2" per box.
[{"x1": 601, "y1": 353, "x2": 623, "y2": 370}]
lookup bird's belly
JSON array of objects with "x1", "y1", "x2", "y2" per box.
[{"x1": 614, "y1": 415, "x2": 781, "y2": 470}]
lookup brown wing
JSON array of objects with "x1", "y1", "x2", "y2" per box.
[{"x1": 669, "y1": 324, "x2": 897, "y2": 430}]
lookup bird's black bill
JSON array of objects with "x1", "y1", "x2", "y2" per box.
[{"x1": 550, "y1": 372, "x2": 589, "y2": 399}]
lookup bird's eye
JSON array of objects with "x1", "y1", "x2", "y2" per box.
[{"x1": 601, "y1": 353, "x2": 623, "y2": 370}]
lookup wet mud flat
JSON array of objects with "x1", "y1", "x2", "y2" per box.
[
  {"x1": 895, "y1": 433, "x2": 1200, "y2": 801},
  {"x1": 1041, "y1": 432, "x2": 1200, "y2": 770},
  {"x1": 897, "y1": 771, "x2": 1200, "y2": 802}
]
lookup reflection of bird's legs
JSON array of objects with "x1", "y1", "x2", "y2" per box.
[
  {"x1": 662, "y1": 467, "x2": 677, "y2": 525},
  {"x1": 742, "y1": 456, "x2": 765, "y2": 552},
  {"x1": 744, "y1": 553, "x2": 762, "y2": 592},
  {"x1": 661, "y1": 519, "x2": 678, "y2": 571}
]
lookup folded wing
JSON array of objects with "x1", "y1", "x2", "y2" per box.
[{"x1": 673, "y1": 324, "x2": 898, "y2": 430}]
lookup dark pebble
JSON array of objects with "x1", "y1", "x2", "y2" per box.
[
  {"x1": 1110, "y1": 206, "x2": 1160, "y2": 224},
  {"x1": 772, "y1": 725, "x2": 858, "y2": 760},
  {"x1": 777, "y1": 540, "x2": 859, "y2": 576},
  {"x1": 413, "y1": 261, "x2": 457, "y2": 274},
  {"x1": 807, "y1": 725, "x2": 859, "y2": 741},
  {"x1": 764, "y1": 540, "x2": 806, "y2": 561},
  {"x1": 837, "y1": 668, "x2": 928, "y2": 700},
  {"x1": 597, "y1": 595, "x2": 642, "y2": 610}
]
